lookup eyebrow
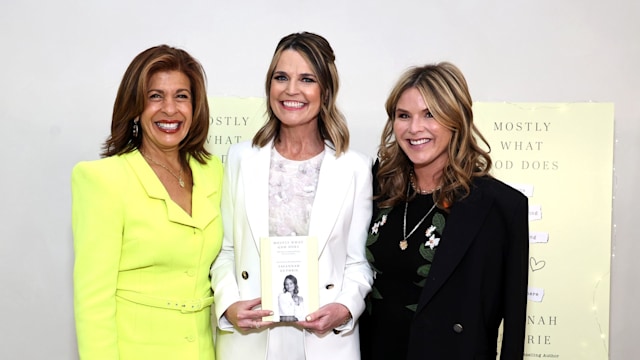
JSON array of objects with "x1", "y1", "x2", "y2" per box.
[
  {"x1": 273, "y1": 70, "x2": 317, "y2": 78},
  {"x1": 395, "y1": 106, "x2": 430, "y2": 112},
  {"x1": 147, "y1": 88, "x2": 191, "y2": 93}
]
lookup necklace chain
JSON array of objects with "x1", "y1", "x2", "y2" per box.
[
  {"x1": 400, "y1": 183, "x2": 437, "y2": 250},
  {"x1": 409, "y1": 171, "x2": 440, "y2": 195},
  {"x1": 140, "y1": 151, "x2": 185, "y2": 188}
]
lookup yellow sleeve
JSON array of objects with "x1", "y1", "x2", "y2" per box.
[{"x1": 72, "y1": 160, "x2": 123, "y2": 359}]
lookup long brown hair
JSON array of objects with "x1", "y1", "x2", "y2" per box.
[
  {"x1": 253, "y1": 32, "x2": 349, "y2": 156},
  {"x1": 377, "y1": 62, "x2": 492, "y2": 209},
  {"x1": 101, "y1": 45, "x2": 210, "y2": 164}
]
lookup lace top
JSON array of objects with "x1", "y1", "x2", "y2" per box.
[
  {"x1": 268, "y1": 147, "x2": 325, "y2": 237},
  {"x1": 266, "y1": 146, "x2": 325, "y2": 360}
]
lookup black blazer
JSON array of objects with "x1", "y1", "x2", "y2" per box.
[{"x1": 405, "y1": 176, "x2": 529, "y2": 359}]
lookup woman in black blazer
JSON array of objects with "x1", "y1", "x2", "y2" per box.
[{"x1": 360, "y1": 62, "x2": 529, "y2": 359}]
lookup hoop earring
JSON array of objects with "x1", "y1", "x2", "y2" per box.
[{"x1": 132, "y1": 118, "x2": 139, "y2": 138}]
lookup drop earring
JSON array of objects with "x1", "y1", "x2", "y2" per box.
[{"x1": 132, "y1": 118, "x2": 139, "y2": 138}]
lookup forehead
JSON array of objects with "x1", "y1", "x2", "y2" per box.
[
  {"x1": 274, "y1": 49, "x2": 315, "y2": 74},
  {"x1": 147, "y1": 70, "x2": 190, "y2": 88},
  {"x1": 397, "y1": 87, "x2": 428, "y2": 109}
]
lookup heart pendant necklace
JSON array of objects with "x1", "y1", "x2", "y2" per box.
[{"x1": 400, "y1": 185, "x2": 437, "y2": 251}]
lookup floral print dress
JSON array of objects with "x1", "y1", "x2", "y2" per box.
[{"x1": 362, "y1": 191, "x2": 447, "y2": 360}]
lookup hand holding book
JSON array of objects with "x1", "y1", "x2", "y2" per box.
[
  {"x1": 296, "y1": 303, "x2": 352, "y2": 335},
  {"x1": 222, "y1": 298, "x2": 274, "y2": 332}
]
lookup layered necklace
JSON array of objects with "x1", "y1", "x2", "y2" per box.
[
  {"x1": 409, "y1": 171, "x2": 440, "y2": 195},
  {"x1": 140, "y1": 150, "x2": 185, "y2": 188},
  {"x1": 400, "y1": 174, "x2": 438, "y2": 251}
]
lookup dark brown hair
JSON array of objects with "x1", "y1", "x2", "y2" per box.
[{"x1": 102, "y1": 45, "x2": 210, "y2": 164}]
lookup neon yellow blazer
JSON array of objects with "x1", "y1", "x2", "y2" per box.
[{"x1": 72, "y1": 150, "x2": 223, "y2": 359}]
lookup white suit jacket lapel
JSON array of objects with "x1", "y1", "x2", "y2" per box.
[
  {"x1": 242, "y1": 143, "x2": 271, "y2": 253},
  {"x1": 309, "y1": 146, "x2": 349, "y2": 256}
]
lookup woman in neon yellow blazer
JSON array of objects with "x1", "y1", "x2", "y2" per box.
[{"x1": 71, "y1": 45, "x2": 223, "y2": 359}]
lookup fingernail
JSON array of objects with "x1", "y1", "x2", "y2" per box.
[
  {"x1": 306, "y1": 315, "x2": 312, "y2": 321},
  {"x1": 269, "y1": 311, "x2": 274, "y2": 315}
]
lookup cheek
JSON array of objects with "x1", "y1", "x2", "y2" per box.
[
  {"x1": 269, "y1": 83, "x2": 281, "y2": 100},
  {"x1": 141, "y1": 102, "x2": 157, "y2": 116},
  {"x1": 180, "y1": 103, "x2": 194, "y2": 117},
  {"x1": 440, "y1": 129, "x2": 453, "y2": 145},
  {"x1": 392, "y1": 121, "x2": 403, "y2": 138},
  {"x1": 269, "y1": 96, "x2": 278, "y2": 110},
  {"x1": 268, "y1": 88, "x2": 280, "y2": 108},
  {"x1": 310, "y1": 89, "x2": 322, "y2": 105}
]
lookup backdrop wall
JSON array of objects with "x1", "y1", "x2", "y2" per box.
[{"x1": 1, "y1": 1, "x2": 637, "y2": 358}]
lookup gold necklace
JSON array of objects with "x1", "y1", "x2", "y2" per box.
[
  {"x1": 400, "y1": 185, "x2": 437, "y2": 250},
  {"x1": 409, "y1": 171, "x2": 440, "y2": 195},
  {"x1": 140, "y1": 151, "x2": 185, "y2": 188}
]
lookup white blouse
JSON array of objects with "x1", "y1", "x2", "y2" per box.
[
  {"x1": 268, "y1": 148, "x2": 324, "y2": 237},
  {"x1": 267, "y1": 147, "x2": 325, "y2": 360}
]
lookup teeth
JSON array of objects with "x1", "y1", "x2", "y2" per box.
[
  {"x1": 283, "y1": 101, "x2": 304, "y2": 108},
  {"x1": 410, "y1": 139, "x2": 430, "y2": 145},
  {"x1": 156, "y1": 122, "x2": 179, "y2": 130}
]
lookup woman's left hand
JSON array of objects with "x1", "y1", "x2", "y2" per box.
[{"x1": 296, "y1": 302, "x2": 351, "y2": 335}]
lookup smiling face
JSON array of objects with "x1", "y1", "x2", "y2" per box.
[
  {"x1": 393, "y1": 87, "x2": 452, "y2": 176},
  {"x1": 284, "y1": 278, "x2": 295, "y2": 293},
  {"x1": 139, "y1": 70, "x2": 192, "y2": 153},
  {"x1": 269, "y1": 50, "x2": 322, "y2": 131}
]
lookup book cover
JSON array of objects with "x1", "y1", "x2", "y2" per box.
[{"x1": 260, "y1": 236, "x2": 319, "y2": 322}]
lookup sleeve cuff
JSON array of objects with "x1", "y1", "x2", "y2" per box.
[{"x1": 217, "y1": 314, "x2": 235, "y2": 332}]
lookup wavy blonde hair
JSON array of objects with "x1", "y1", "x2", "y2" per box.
[
  {"x1": 376, "y1": 62, "x2": 492, "y2": 209},
  {"x1": 253, "y1": 32, "x2": 349, "y2": 155}
]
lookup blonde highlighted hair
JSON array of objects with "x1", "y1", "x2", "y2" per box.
[
  {"x1": 253, "y1": 32, "x2": 349, "y2": 155},
  {"x1": 376, "y1": 62, "x2": 492, "y2": 209}
]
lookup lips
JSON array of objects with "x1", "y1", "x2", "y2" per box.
[
  {"x1": 409, "y1": 138, "x2": 431, "y2": 145},
  {"x1": 282, "y1": 100, "x2": 305, "y2": 109},
  {"x1": 155, "y1": 121, "x2": 181, "y2": 132}
]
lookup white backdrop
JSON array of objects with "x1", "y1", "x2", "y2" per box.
[{"x1": 1, "y1": 1, "x2": 638, "y2": 358}]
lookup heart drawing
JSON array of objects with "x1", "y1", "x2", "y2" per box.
[{"x1": 530, "y1": 257, "x2": 546, "y2": 272}]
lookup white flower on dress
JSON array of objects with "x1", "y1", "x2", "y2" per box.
[
  {"x1": 371, "y1": 222, "x2": 380, "y2": 235},
  {"x1": 380, "y1": 214, "x2": 388, "y2": 226},
  {"x1": 425, "y1": 225, "x2": 436, "y2": 238},
  {"x1": 424, "y1": 234, "x2": 440, "y2": 250}
]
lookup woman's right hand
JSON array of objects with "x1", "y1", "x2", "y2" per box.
[{"x1": 223, "y1": 298, "x2": 274, "y2": 332}]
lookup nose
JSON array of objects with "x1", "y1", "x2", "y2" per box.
[
  {"x1": 408, "y1": 116, "x2": 424, "y2": 133},
  {"x1": 162, "y1": 97, "x2": 177, "y2": 115},
  {"x1": 285, "y1": 80, "x2": 299, "y2": 95}
]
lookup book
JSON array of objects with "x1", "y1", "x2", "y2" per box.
[{"x1": 260, "y1": 236, "x2": 319, "y2": 322}]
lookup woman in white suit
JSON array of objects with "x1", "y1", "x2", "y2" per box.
[{"x1": 210, "y1": 32, "x2": 373, "y2": 360}]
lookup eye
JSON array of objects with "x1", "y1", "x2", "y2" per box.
[
  {"x1": 301, "y1": 76, "x2": 317, "y2": 83},
  {"x1": 176, "y1": 92, "x2": 191, "y2": 101},
  {"x1": 273, "y1": 74, "x2": 288, "y2": 81},
  {"x1": 425, "y1": 110, "x2": 434, "y2": 118},
  {"x1": 148, "y1": 93, "x2": 162, "y2": 100},
  {"x1": 396, "y1": 112, "x2": 410, "y2": 120}
]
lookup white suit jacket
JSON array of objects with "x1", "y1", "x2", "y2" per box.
[{"x1": 210, "y1": 140, "x2": 373, "y2": 360}]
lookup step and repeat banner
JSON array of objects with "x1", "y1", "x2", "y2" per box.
[
  {"x1": 475, "y1": 103, "x2": 614, "y2": 360},
  {"x1": 207, "y1": 99, "x2": 615, "y2": 359},
  {"x1": 205, "y1": 97, "x2": 267, "y2": 163}
]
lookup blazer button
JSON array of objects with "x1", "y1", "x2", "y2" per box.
[
  {"x1": 241, "y1": 271, "x2": 249, "y2": 280},
  {"x1": 453, "y1": 323, "x2": 463, "y2": 333},
  {"x1": 325, "y1": 284, "x2": 334, "y2": 290}
]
